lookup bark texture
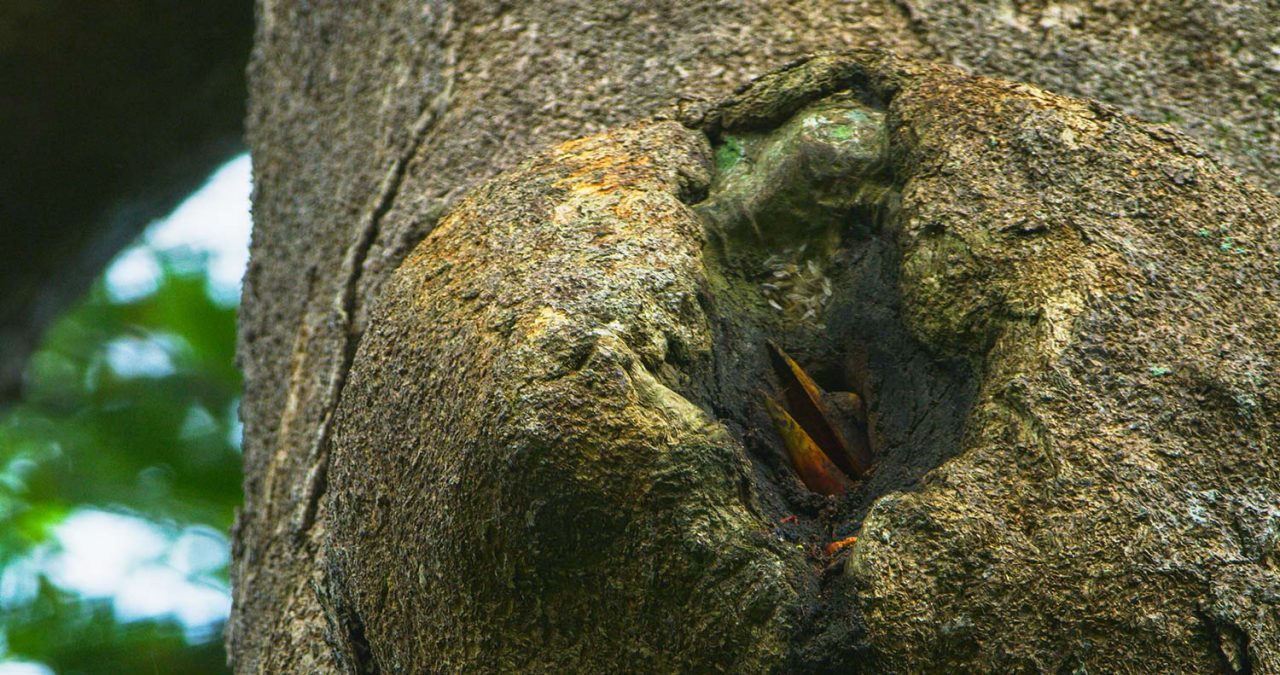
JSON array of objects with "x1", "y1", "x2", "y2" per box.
[
  {"x1": 236, "y1": 2, "x2": 1280, "y2": 671},
  {"x1": 325, "y1": 52, "x2": 1280, "y2": 673}
]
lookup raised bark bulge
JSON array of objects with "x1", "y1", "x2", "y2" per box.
[
  {"x1": 234, "y1": 2, "x2": 1280, "y2": 671},
  {"x1": 323, "y1": 54, "x2": 1279, "y2": 672}
]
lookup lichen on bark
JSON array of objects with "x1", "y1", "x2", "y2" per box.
[{"x1": 323, "y1": 53, "x2": 1279, "y2": 672}]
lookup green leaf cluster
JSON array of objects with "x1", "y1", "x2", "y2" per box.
[{"x1": 1, "y1": 250, "x2": 242, "y2": 674}]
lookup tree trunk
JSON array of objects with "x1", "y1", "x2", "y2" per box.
[{"x1": 233, "y1": 3, "x2": 1280, "y2": 671}]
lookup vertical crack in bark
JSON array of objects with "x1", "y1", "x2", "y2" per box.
[
  {"x1": 289, "y1": 6, "x2": 460, "y2": 540},
  {"x1": 314, "y1": 575, "x2": 382, "y2": 674}
]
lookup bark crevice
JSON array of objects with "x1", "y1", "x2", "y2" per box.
[{"x1": 289, "y1": 17, "x2": 461, "y2": 539}]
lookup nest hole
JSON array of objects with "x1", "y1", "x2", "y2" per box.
[{"x1": 687, "y1": 188, "x2": 980, "y2": 558}]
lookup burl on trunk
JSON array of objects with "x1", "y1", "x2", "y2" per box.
[{"x1": 321, "y1": 54, "x2": 1279, "y2": 672}]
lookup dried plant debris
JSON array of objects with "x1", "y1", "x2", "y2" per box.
[{"x1": 760, "y1": 248, "x2": 834, "y2": 323}]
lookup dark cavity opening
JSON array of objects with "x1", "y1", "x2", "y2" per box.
[{"x1": 682, "y1": 93, "x2": 980, "y2": 569}]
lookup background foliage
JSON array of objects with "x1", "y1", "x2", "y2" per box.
[{"x1": 0, "y1": 209, "x2": 243, "y2": 672}]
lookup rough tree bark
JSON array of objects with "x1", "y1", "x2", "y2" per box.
[{"x1": 234, "y1": 2, "x2": 1279, "y2": 672}]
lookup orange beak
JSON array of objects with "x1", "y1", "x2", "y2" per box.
[
  {"x1": 763, "y1": 393, "x2": 853, "y2": 496},
  {"x1": 766, "y1": 342, "x2": 872, "y2": 477}
]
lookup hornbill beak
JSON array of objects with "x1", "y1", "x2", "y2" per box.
[{"x1": 763, "y1": 342, "x2": 874, "y2": 495}]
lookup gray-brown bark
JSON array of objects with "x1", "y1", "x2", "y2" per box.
[
  {"x1": 0, "y1": 1, "x2": 252, "y2": 403},
  {"x1": 234, "y1": 2, "x2": 1280, "y2": 671}
]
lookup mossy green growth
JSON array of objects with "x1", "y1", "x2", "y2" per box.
[
  {"x1": 696, "y1": 93, "x2": 888, "y2": 249},
  {"x1": 828, "y1": 125, "x2": 856, "y2": 141},
  {"x1": 715, "y1": 135, "x2": 746, "y2": 171},
  {"x1": 694, "y1": 95, "x2": 890, "y2": 327}
]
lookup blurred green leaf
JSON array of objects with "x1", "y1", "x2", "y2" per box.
[
  {"x1": 6, "y1": 581, "x2": 227, "y2": 675},
  {"x1": 1, "y1": 247, "x2": 241, "y2": 672}
]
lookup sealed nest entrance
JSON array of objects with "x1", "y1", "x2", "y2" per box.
[{"x1": 683, "y1": 93, "x2": 979, "y2": 567}]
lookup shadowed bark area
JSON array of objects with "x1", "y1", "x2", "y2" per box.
[
  {"x1": 321, "y1": 54, "x2": 1278, "y2": 672},
  {"x1": 0, "y1": 1, "x2": 252, "y2": 403},
  {"x1": 235, "y1": 2, "x2": 1280, "y2": 671}
]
